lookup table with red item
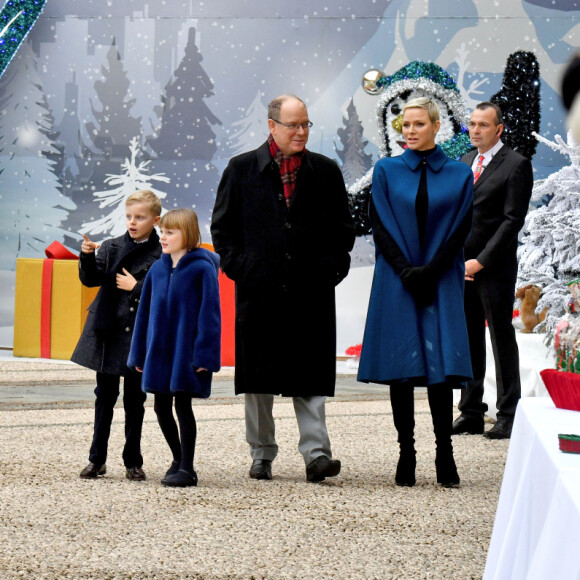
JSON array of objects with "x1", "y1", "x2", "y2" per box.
[{"x1": 484, "y1": 397, "x2": 580, "y2": 580}]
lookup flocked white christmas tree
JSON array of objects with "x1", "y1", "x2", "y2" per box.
[
  {"x1": 80, "y1": 136, "x2": 169, "y2": 238},
  {"x1": 517, "y1": 131, "x2": 580, "y2": 341}
]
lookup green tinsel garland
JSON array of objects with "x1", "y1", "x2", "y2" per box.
[
  {"x1": 377, "y1": 61, "x2": 459, "y2": 93},
  {"x1": 0, "y1": 0, "x2": 46, "y2": 78}
]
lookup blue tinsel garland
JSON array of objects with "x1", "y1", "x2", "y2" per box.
[{"x1": 0, "y1": 0, "x2": 46, "y2": 78}]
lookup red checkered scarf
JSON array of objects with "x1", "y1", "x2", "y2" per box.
[{"x1": 268, "y1": 134, "x2": 305, "y2": 207}]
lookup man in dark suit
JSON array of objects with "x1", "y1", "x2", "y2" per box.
[{"x1": 452, "y1": 102, "x2": 533, "y2": 439}]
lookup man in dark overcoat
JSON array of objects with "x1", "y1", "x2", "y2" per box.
[
  {"x1": 453, "y1": 102, "x2": 533, "y2": 439},
  {"x1": 211, "y1": 94, "x2": 355, "y2": 482}
]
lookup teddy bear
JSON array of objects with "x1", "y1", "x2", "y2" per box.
[{"x1": 516, "y1": 284, "x2": 547, "y2": 333}]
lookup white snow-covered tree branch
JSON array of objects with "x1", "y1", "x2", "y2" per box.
[
  {"x1": 80, "y1": 137, "x2": 169, "y2": 238},
  {"x1": 517, "y1": 131, "x2": 580, "y2": 342}
]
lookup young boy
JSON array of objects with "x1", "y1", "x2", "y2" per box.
[{"x1": 72, "y1": 190, "x2": 162, "y2": 481}]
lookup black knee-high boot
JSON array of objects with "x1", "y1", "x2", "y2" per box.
[
  {"x1": 389, "y1": 384, "x2": 416, "y2": 486},
  {"x1": 427, "y1": 383, "x2": 460, "y2": 487}
]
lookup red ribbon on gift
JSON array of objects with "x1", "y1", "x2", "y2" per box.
[{"x1": 40, "y1": 241, "x2": 79, "y2": 359}]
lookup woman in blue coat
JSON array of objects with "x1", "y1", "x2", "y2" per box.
[
  {"x1": 128, "y1": 209, "x2": 221, "y2": 487},
  {"x1": 358, "y1": 98, "x2": 473, "y2": 488}
]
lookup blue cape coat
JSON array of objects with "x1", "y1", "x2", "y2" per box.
[
  {"x1": 358, "y1": 146, "x2": 473, "y2": 386},
  {"x1": 128, "y1": 248, "x2": 221, "y2": 396}
]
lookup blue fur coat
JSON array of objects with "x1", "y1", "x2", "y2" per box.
[{"x1": 128, "y1": 248, "x2": 221, "y2": 397}]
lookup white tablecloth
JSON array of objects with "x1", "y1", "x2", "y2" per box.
[{"x1": 483, "y1": 398, "x2": 580, "y2": 580}]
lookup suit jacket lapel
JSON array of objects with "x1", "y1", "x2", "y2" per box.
[{"x1": 473, "y1": 145, "x2": 507, "y2": 189}]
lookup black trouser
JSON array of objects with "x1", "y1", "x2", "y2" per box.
[
  {"x1": 460, "y1": 266, "x2": 521, "y2": 419},
  {"x1": 88, "y1": 371, "x2": 147, "y2": 467},
  {"x1": 154, "y1": 392, "x2": 197, "y2": 474}
]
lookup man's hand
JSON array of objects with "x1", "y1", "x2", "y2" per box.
[
  {"x1": 116, "y1": 267, "x2": 137, "y2": 291},
  {"x1": 81, "y1": 234, "x2": 100, "y2": 254},
  {"x1": 465, "y1": 259, "x2": 484, "y2": 281}
]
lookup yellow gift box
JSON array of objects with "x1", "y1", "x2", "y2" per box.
[{"x1": 13, "y1": 253, "x2": 98, "y2": 360}]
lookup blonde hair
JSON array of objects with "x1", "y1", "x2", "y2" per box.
[
  {"x1": 403, "y1": 97, "x2": 440, "y2": 123},
  {"x1": 160, "y1": 209, "x2": 201, "y2": 251},
  {"x1": 125, "y1": 190, "x2": 162, "y2": 217}
]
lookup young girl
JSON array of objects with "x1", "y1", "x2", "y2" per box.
[{"x1": 128, "y1": 209, "x2": 221, "y2": 487}]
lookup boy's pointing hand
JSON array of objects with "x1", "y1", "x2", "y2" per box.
[{"x1": 81, "y1": 234, "x2": 100, "y2": 254}]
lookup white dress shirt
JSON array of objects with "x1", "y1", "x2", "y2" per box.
[{"x1": 471, "y1": 139, "x2": 504, "y2": 174}]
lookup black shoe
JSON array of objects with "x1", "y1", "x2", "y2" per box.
[
  {"x1": 483, "y1": 416, "x2": 513, "y2": 439},
  {"x1": 452, "y1": 414, "x2": 484, "y2": 435},
  {"x1": 161, "y1": 469, "x2": 198, "y2": 487},
  {"x1": 80, "y1": 462, "x2": 106, "y2": 479},
  {"x1": 435, "y1": 451, "x2": 460, "y2": 488},
  {"x1": 306, "y1": 455, "x2": 341, "y2": 483},
  {"x1": 126, "y1": 466, "x2": 146, "y2": 481},
  {"x1": 165, "y1": 460, "x2": 180, "y2": 479},
  {"x1": 249, "y1": 459, "x2": 273, "y2": 480},
  {"x1": 395, "y1": 452, "x2": 416, "y2": 487}
]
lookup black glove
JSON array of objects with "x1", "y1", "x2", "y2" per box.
[{"x1": 400, "y1": 266, "x2": 438, "y2": 306}]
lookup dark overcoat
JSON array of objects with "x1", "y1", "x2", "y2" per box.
[
  {"x1": 127, "y1": 249, "x2": 221, "y2": 397},
  {"x1": 71, "y1": 231, "x2": 161, "y2": 376},
  {"x1": 211, "y1": 141, "x2": 355, "y2": 397},
  {"x1": 358, "y1": 147, "x2": 473, "y2": 386}
]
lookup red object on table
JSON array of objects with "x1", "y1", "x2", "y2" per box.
[{"x1": 540, "y1": 369, "x2": 580, "y2": 412}]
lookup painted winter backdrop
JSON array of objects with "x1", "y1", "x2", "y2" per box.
[{"x1": 0, "y1": 0, "x2": 578, "y2": 348}]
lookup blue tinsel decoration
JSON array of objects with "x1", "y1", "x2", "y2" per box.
[{"x1": 0, "y1": 0, "x2": 47, "y2": 78}]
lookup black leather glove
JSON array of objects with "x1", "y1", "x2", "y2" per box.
[{"x1": 400, "y1": 266, "x2": 438, "y2": 306}]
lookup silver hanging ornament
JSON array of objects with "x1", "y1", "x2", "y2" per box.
[{"x1": 361, "y1": 69, "x2": 386, "y2": 95}]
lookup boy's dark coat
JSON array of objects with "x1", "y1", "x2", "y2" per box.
[{"x1": 71, "y1": 231, "x2": 161, "y2": 376}]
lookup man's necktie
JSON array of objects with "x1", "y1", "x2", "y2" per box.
[{"x1": 473, "y1": 154, "x2": 485, "y2": 183}]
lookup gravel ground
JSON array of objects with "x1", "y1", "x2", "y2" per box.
[
  {"x1": 0, "y1": 359, "x2": 235, "y2": 386},
  {"x1": 0, "y1": 397, "x2": 507, "y2": 579},
  {"x1": 0, "y1": 359, "x2": 95, "y2": 385}
]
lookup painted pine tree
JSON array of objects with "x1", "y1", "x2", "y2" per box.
[
  {"x1": 335, "y1": 98, "x2": 374, "y2": 185},
  {"x1": 226, "y1": 91, "x2": 269, "y2": 156},
  {"x1": 147, "y1": 27, "x2": 220, "y2": 161},
  {"x1": 517, "y1": 131, "x2": 580, "y2": 340},
  {"x1": 0, "y1": 40, "x2": 75, "y2": 270},
  {"x1": 80, "y1": 137, "x2": 168, "y2": 239},
  {"x1": 86, "y1": 39, "x2": 142, "y2": 155},
  {"x1": 146, "y1": 27, "x2": 222, "y2": 229},
  {"x1": 66, "y1": 40, "x2": 144, "y2": 244}
]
